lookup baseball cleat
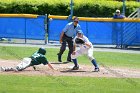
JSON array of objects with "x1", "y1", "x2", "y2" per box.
[
  {"x1": 58, "y1": 58, "x2": 62, "y2": 62},
  {"x1": 93, "y1": 68, "x2": 100, "y2": 72},
  {"x1": 67, "y1": 60, "x2": 72, "y2": 62},
  {"x1": 12, "y1": 68, "x2": 18, "y2": 72},
  {"x1": 72, "y1": 66, "x2": 79, "y2": 70},
  {"x1": 57, "y1": 53, "x2": 62, "y2": 62},
  {"x1": 0, "y1": 67, "x2": 6, "y2": 71}
]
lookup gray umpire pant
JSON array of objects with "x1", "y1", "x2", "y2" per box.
[{"x1": 58, "y1": 34, "x2": 73, "y2": 61}]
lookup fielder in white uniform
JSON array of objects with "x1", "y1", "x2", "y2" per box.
[{"x1": 71, "y1": 30, "x2": 99, "y2": 72}]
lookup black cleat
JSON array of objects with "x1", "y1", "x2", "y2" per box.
[
  {"x1": 67, "y1": 60, "x2": 72, "y2": 62},
  {"x1": 57, "y1": 53, "x2": 62, "y2": 62},
  {"x1": 93, "y1": 68, "x2": 100, "y2": 72},
  {"x1": 58, "y1": 59, "x2": 62, "y2": 62},
  {"x1": 57, "y1": 57, "x2": 62, "y2": 62},
  {"x1": 72, "y1": 66, "x2": 79, "y2": 70}
]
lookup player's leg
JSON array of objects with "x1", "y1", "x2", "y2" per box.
[
  {"x1": 15, "y1": 58, "x2": 32, "y2": 71},
  {"x1": 71, "y1": 49, "x2": 83, "y2": 70},
  {"x1": 67, "y1": 38, "x2": 73, "y2": 62},
  {"x1": 87, "y1": 48, "x2": 99, "y2": 72},
  {"x1": 0, "y1": 66, "x2": 16, "y2": 71},
  {"x1": 57, "y1": 40, "x2": 66, "y2": 62}
]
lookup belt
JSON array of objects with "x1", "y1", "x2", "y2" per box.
[{"x1": 64, "y1": 33, "x2": 72, "y2": 38}]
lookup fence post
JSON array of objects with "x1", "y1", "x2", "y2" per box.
[
  {"x1": 68, "y1": 0, "x2": 74, "y2": 22},
  {"x1": 122, "y1": 0, "x2": 126, "y2": 16},
  {"x1": 86, "y1": 21, "x2": 88, "y2": 38},
  {"x1": 138, "y1": 8, "x2": 140, "y2": 18},
  {"x1": 25, "y1": 18, "x2": 27, "y2": 44},
  {"x1": 121, "y1": 22, "x2": 123, "y2": 49},
  {"x1": 44, "y1": 14, "x2": 48, "y2": 44}
]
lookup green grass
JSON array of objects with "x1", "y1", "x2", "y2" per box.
[
  {"x1": 0, "y1": 46, "x2": 38, "y2": 60},
  {"x1": 0, "y1": 75, "x2": 139, "y2": 93},
  {"x1": 0, "y1": 46, "x2": 140, "y2": 68},
  {"x1": 0, "y1": 46, "x2": 140, "y2": 93},
  {"x1": 95, "y1": 51, "x2": 140, "y2": 68}
]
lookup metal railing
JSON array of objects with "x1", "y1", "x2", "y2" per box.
[
  {"x1": 128, "y1": 8, "x2": 140, "y2": 18},
  {"x1": 120, "y1": 8, "x2": 140, "y2": 48}
]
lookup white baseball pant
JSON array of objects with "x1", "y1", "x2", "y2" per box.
[
  {"x1": 16, "y1": 57, "x2": 32, "y2": 71},
  {"x1": 71, "y1": 46, "x2": 95, "y2": 61}
]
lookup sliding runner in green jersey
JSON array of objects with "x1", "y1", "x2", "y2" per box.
[{"x1": 0, "y1": 48, "x2": 54, "y2": 71}]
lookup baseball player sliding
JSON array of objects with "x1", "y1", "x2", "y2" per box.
[
  {"x1": 0, "y1": 48, "x2": 54, "y2": 71},
  {"x1": 71, "y1": 30, "x2": 100, "y2": 72}
]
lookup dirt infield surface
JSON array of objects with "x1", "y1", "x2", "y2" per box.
[{"x1": 0, "y1": 59, "x2": 140, "y2": 78}]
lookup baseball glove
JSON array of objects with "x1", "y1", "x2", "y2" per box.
[
  {"x1": 33, "y1": 66, "x2": 36, "y2": 71},
  {"x1": 75, "y1": 38, "x2": 85, "y2": 44}
]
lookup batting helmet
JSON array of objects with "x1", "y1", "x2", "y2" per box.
[{"x1": 38, "y1": 48, "x2": 46, "y2": 55}]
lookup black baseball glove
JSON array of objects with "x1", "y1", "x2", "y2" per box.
[
  {"x1": 33, "y1": 66, "x2": 36, "y2": 71},
  {"x1": 75, "y1": 38, "x2": 85, "y2": 44}
]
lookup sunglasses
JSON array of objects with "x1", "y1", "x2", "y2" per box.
[
  {"x1": 74, "y1": 21, "x2": 78, "y2": 23},
  {"x1": 116, "y1": 12, "x2": 120, "y2": 13}
]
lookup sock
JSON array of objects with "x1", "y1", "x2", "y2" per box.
[
  {"x1": 72, "y1": 59, "x2": 78, "y2": 67},
  {"x1": 91, "y1": 59, "x2": 98, "y2": 68}
]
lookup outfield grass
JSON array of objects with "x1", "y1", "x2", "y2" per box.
[
  {"x1": 0, "y1": 46, "x2": 140, "y2": 68},
  {"x1": 0, "y1": 75, "x2": 139, "y2": 93}
]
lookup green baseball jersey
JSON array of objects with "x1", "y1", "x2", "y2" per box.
[{"x1": 30, "y1": 52, "x2": 48, "y2": 66}]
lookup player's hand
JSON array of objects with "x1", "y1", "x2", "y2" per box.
[
  {"x1": 59, "y1": 39, "x2": 63, "y2": 43},
  {"x1": 72, "y1": 51, "x2": 76, "y2": 55},
  {"x1": 84, "y1": 42, "x2": 91, "y2": 48},
  {"x1": 54, "y1": 68, "x2": 59, "y2": 71}
]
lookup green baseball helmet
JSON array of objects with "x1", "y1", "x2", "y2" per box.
[{"x1": 38, "y1": 48, "x2": 46, "y2": 55}]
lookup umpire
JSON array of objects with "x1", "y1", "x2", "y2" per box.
[{"x1": 57, "y1": 17, "x2": 81, "y2": 62}]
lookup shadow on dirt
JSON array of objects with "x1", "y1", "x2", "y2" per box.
[{"x1": 51, "y1": 62, "x2": 72, "y2": 64}]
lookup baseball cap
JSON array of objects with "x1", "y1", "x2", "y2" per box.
[
  {"x1": 116, "y1": 9, "x2": 120, "y2": 13},
  {"x1": 73, "y1": 17, "x2": 79, "y2": 22},
  {"x1": 77, "y1": 30, "x2": 83, "y2": 34}
]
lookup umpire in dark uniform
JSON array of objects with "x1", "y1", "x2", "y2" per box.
[{"x1": 57, "y1": 17, "x2": 81, "y2": 62}]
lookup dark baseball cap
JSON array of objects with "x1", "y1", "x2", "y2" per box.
[{"x1": 73, "y1": 17, "x2": 79, "y2": 22}]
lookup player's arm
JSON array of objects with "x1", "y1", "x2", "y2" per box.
[
  {"x1": 42, "y1": 57, "x2": 54, "y2": 70},
  {"x1": 47, "y1": 63, "x2": 54, "y2": 70},
  {"x1": 60, "y1": 24, "x2": 69, "y2": 43},
  {"x1": 84, "y1": 42, "x2": 91, "y2": 48},
  {"x1": 73, "y1": 43, "x2": 76, "y2": 51},
  {"x1": 72, "y1": 43, "x2": 76, "y2": 55},
  {"x1": 60, "y1": 31, "x2": 64, "y2": 43},
  {"x1": 84, "y1": 37, "x2": 92, "y2": 48},
  {"x1": 72, "y1": 37, "x2": 77, "y2": 55}
]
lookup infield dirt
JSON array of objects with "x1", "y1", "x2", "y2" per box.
[{"x1": 0, "y1": 59, "x2": 140, "y2": 78}]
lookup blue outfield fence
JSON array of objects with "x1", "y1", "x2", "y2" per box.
[
  {"x1": 0, "y1": 15, "x2": 45, "y2": 40},
  {"x1": 48, "y1": 18, "x2": 140, "y2": 46},
  {"x1": 49, "y1": 20, "x2": 113, "y2": 44},
  {"x1": 0, "y1": 14, "x2": 140, "y2": 46}
]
